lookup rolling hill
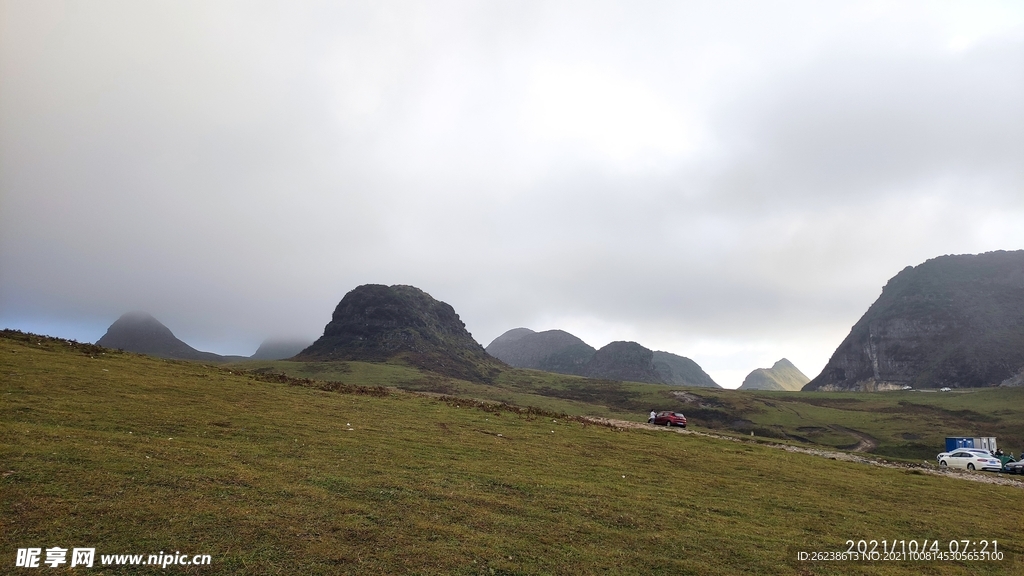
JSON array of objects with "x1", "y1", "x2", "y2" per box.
[{"x1": 4, "y1": 328, "x2": 1021, "y2": 574}]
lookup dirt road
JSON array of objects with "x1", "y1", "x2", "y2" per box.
[{"x1": 585, "y1": 417, "x2": 1024, "y2": 489}]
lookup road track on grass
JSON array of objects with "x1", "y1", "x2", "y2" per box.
[
  {"x1": 403, "y1": 389, "x2": 1022, "y2": 488},
  {"x1": 586, "y1": 417, "x2": 1024, "y2": 489},
  {"x1": 829, "y1": 425, "x2": 878, "y2": 452}
]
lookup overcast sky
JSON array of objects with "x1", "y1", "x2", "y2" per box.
[{"x1": 2, "y1": 1, "x2": 1022, "y2": 388}]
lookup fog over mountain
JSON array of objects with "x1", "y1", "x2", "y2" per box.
[
  {"x1": 96, "y1": 311, "x2": 243, "y2": 362},
  {"x1": 250, "y1": 338, "x2": 314, "y2": 361},
  {"x1": 2, "y1": 2, "x2": 1023, "y2": 388}
]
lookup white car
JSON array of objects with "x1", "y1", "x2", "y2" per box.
[
  {"x1": 936, "y1": 448, "x2": 991, "y2": 463},
  {"x1": 937, "y1": 450, "x2": 1003, "y2": 472}
]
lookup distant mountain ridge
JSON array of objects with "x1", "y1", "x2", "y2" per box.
[
  {"x1": 295, "y1": 284, "x2": 503, "y2": 382},
  {"x1": 250, "y1": 338, "x2": 313, "y2": 360},
  {"x1": 805, "y1": 250, "x2": 1024, "y2": 391},
  {"x1": 581, "y1": 341, "x2": 663, "y2": 383},
  {"x1": 486, "y1": 328, "x2": 720, "y2": 388},
  {"x1": 485, "y1": 328, "x2": 596, "y2": 375},
  {"x1": 739, "y1": 359, "x2": 809, "y2": 391},
  {"x1": 96, "y1": 311, "x2": 242, "y2": 362}
]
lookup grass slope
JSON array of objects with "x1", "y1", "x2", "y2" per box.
[
  {"x1": 237, "y1": 358, "x2": 1024, "y2": 461},
  {"x1": 3, "y1": 331, "x2": 1022, "y2": 575}
]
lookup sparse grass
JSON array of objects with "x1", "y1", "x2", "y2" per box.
[
  {"x1": 3, "y1": 331, "x2": 1023, "y2": 574},
  {"x1": 236, "y1": 356, "x2": 1024, "y2": 461},
  {"x1": 693, "y1": 387, "x2": 1024, "y2": 460}
]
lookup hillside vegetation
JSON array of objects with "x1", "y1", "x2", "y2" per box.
[
  {"x1": 3, "y1": 330, "x2": 1022, "y2": 575},
  {"x1": 240, "y1": 356, "x2": 1024, "y2": 461}
]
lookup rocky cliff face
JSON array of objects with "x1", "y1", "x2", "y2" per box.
[
  {"x1": 96, "y1": 311, "x2": 229, "y2": 361},
  {"x1": 485, "y1": 328, "x2": 595, "y2": 375},
  {"x1": 739, "y1": 358, "x2": 809, "y2": 391},
  {"x1": 296, "y1": 284, "x2": 502, "y2": 382},
  {"x1": 805, "y1": 250, "x2": 1024, "y2": 391}
]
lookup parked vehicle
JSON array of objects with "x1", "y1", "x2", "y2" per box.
[
  {"x1": 1003, "y1": 460, "x2": 1024, "y2": 474},
  {"x1": 936, "y1": 448, "x2": 992, "y2": 463},
  {"x1": 996, "y1": 453, "x2": 1016, "y2": 468},
  {"x1": 937, "y1": 450, "x2": 1003, "y2": 472},
  {"x1": 652, "y1": 411, "x2": 686, "y2": 428}
]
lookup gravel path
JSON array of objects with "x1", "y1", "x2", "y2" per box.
[{"x1": 585, "y1": 417, "x2": 1024, "y2": 489}]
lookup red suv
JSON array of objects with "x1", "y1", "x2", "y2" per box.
[{"x1": 653, "y1": 411, "x2": 686, "y2": 428}]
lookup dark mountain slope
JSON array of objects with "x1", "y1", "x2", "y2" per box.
[
  {"x1": 805, "y1": 250, "x2": 1024, "y2": 391},
  {"x1": 487, "y1": 328, "x2": 719, "y2": 386},
  {"x1": 739, "y1": 358, "x2": 809, "y2": 391},
  {"x1": 651, "y1": 351, "x2": 721, "y2": 388},
  {"x1": 96, "y1": 312, "x2": 231, "y2": 361},
  {"x1": 486, "y1": 328, "x2": 596, "y2": 375},
  {"x1": 295, "y1": 284, "x2": 503, "y2": 382},
  {"x1": 581, "y1": 341, "x2": 664, "y2": 383}
]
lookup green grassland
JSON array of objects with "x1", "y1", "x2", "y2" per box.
[
  {"x1": 238, "y1": 357, "x2": 1024, "y2": 462},
  {"x1": 3, "y1": 331, "x2": 1023, "y2": 575}
]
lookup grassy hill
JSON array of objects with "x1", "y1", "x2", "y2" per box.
[
  {"x1": 3, "y1": 330, "x2": 1022, "y2": 574},
  {"x1": 236, "y1": 357, "x2": 1024, "y2": 462}
]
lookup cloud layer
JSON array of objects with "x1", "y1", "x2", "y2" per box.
[{"x1": 3, "y1": 1, "x2": 1023, "y2": 387}]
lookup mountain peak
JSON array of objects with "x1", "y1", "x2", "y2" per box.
[
  {"x1": 772, "y1": 358, "x2": 796, "y2": 370},
  {"x1": 581, "y1": 341, "x2": 663, "y2": 383},
  {"x1": 739, "y1": 358, "x2": 809, "y2": 391},
  {"x1": 250, "y1": 337, "x2": 313, "y2": 360},
  {"x1": 486, "y1": 328, "x2": 594, "y2": 375},
  {"x1": 487, "y1": 328, "x2": 719, "y2": 387},
  {"x1": 805, "y1": 250, "x2": 1024, "y2": 391},
  {"x1": 96, "y1": 312, "x2": 224, "y2": 361},
  {"x1": 295, "y1": 284, "x2": 502, "y2": 382},
  {"x1": 651, "y1": 350, "x2": 720, "y2": 388}
]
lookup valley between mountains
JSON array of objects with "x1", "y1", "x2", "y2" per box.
[{"x1": 7, "y1": 250, "x2": 1024, "y2": 574}]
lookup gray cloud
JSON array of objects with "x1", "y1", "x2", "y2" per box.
[{"x1": 2, "y1": 1, "x2": 1023, "y2": 386}]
